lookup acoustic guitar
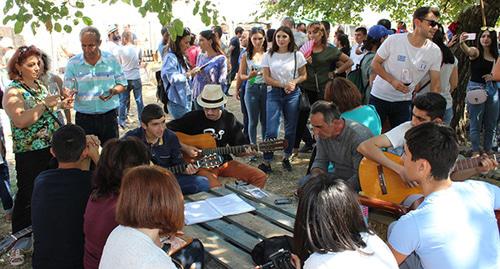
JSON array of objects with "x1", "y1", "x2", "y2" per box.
[
  {"x1": 0, "y1": 226, "x2": 32, "y2": 256},
  {"x1": 166, "y1": 154, "x2": 223, "y2": 174},
  {"x1": 175, "y1": 132, "x2": 287, "y2": 162},
  {"x1": 359, "y1": 151, "x2": 498, "y2": 204}
]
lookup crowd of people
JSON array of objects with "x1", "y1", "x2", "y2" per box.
[{"x1": 0, "y1": 4, "x2": 498, "y2": 269}]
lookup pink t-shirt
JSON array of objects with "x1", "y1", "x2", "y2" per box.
[
  {"x1": 186, "y1": 45, "x2": 201, "y2": 69},
  {"x1": 83, "y1": 194, "x2": 118, "y2": 269}
]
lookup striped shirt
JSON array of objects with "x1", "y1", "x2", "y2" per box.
[{"x1": 64, "y1": 51, "x2": 127, "y2": 114}]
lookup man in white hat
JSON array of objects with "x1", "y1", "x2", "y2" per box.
[
  {"x1": 0, "y1": 37, "x2": 15, "y2": 68},
  {"x1": 167, "y1": 84, "x2": 267, "y2": 188},
  {"x1": 101, "y1": 24, "x2": 121, "y2": 60}
]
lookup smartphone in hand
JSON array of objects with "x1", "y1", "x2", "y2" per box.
[{"x1": 465, "y1": 33, "x2": 476, "y2": 41}]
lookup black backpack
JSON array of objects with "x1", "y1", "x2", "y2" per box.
[{"x1": 347, "y1": 52, "x2": 374, "y2": 99}]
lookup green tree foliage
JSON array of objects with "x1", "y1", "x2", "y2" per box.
[
  {"x1": 2, "y1": 0, "x2": 221, "y2": 38},
  {"x1": 259, "y1": 0, "x2": 494, "y2": 25}
]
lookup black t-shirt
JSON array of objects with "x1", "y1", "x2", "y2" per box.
[
  {"x1": 167, "y1": 110, "x2": 248, "y2": 160},
  {"x1": 230, "y1": 36, "x2": 241, "y2": 67},
  {"x1": 32, "y1": 168, "x2": 92, "y2": 269}
]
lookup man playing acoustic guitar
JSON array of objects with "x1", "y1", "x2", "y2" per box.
[
  {"x1": 358, "y1": 92, "x2": 496, "y2": 184},
  {"x1": 388, "y1": 122, "x2": 500, "y2": 269},
  {"x1": 167, "y1": 84, "x2": 267, "y2": 188},
  {"x1": 124, "y1": 104, "x2": 210, "y2": 195}
]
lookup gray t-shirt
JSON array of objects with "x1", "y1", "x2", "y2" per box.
[{"x1": 312, "y1": 120, "x2": 373, "y2": 190}]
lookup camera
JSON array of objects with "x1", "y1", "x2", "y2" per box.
[{"x1": 261, "y1": 249, "x2": 294, "y2": 269}]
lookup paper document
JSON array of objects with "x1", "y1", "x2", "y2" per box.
[{"x1": 184, "y1": 193, "x2": 255, "y2": 225}]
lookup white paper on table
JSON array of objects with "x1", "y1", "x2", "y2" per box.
[
  {"x1": 184, "y1": 200, "x2": 223, "y2": 225},
  {"x1": 184, "y1": 194, "x2": 255, "y2": 225},
  {"x1": 206, "y1": 193, "x2": 255, "y2": 216}
]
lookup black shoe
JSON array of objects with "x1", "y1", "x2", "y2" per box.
[
  {"x1": 282, "y1": 158, "x2": 292, "y2": 172},
  {"x1": 258, "y1": 163, "x2": 272, "y2": 174},
  {"x1": 298, "y1": 144, "x2": 314, "y2": 153}
]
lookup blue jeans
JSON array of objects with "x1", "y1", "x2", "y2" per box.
[
  {"x1": 175, "y1": 174, "x2": 210, "y2": 195},
  {"x1": 244, "y1": 83, "x2": 267, "y2": 144},
  {"x1": 443, "y1": 107, "x2": 453, "y2": 125},
  {"x1": 264, "y1": 88, "x2": 300, "y2": 161},
  {"x1": 239, "y1": 82, "x2": 249, "y2": 140},
  {"x1": 467, "y1": 81, "x2": 499, "y2": 152},
  {"x1": 119, "y1": 79, "x2": 144, "y2": 126},
  {"x1": 369, "y1": 94, "x2": 412, "y2": 129},
  {"x1": 168, "y1": 95, "x2": 192, "y2": 119}
]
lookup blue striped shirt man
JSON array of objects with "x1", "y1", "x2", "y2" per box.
[{"x1": 64, "y1": 51, "x2": 127, "y2": 114}]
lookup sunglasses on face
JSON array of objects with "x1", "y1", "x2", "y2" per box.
[
  {"x1": 480, "y1": 26, "x2": 495, "y2": 32},
  {"x1": 420, "y1": 18, "x2": 439, "y2": 27}
]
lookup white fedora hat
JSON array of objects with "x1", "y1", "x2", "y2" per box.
[{"x1": 196, "y1": 84, "x2": 227, "y2": 108}]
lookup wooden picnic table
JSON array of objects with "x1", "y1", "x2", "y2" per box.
[{"x1": 183, "y1": 184, "x2": 297, "y2": 269}]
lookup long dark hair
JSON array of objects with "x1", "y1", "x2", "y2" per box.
[
  {"x1": 270, "y1": 26, "x2": 297, "y2": 56},
  {"x1": 477, "y1": 29, "x2": 499, "y2": 60},
  {"x1": 432, "y1": 25, "x2": 454, "y2": 64},
  {"x1": 294, "y1": 175, "x2": 370, "y2": 262},
  {"x1": 199, "y1": 30, "x2": 224, "y2": 55},
  {"x1": 91, "y1": 137, "x2": 151, "y2": 200},
  {"x1": 169, "y1": 27, "x2": 191, "y2": 70},
  {"x1": 247, "y1": 27, "x2": 267, "y2": 60}
]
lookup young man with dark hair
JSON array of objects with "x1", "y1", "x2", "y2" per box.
[
  {"x1": 370, "y1": 7, "x2": 442, "y2": 130},
  {"x1": 300, "y1": 101, "x2": 373, "y2": 190},
  {"x1": 358, "y1": 92, "x2": 496, "y2": 184},
  {"x1": 388, "y1": 122, "x2": 500, "y2": 269},
  {"x1": 167, "y1": 84, "x2": 266, "y2": 188},
  {"x1": 123, "y1": 104, "x2": 209, "y2": 195},
  {"x1": 32, "y1": 124, "x2": 100, "y2": 269},
  {"x1": 351, "y1": 26, "x2": 368, "y2": 70},
  {"x1": 228, "y1": 26, "x2": 244, "y2": 85}
]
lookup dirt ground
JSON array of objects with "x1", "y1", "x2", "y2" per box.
[{"x1": 0, "y1": 72, "x2": 497, "y2": 268}]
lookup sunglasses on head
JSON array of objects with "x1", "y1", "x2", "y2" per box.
[
  {"x1": 480, "y1": 26, "x2": 495, "y2": 32},
  {"x1": 420, "y1": 18, "x2": 439, "y2": 27}
]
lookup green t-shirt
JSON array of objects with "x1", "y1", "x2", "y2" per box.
[{"x1": 301, "y1": 46, "x2": 341, "y2": 95}]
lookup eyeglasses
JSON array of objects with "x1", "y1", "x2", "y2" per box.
[
  {"x1": 420, "y1": 18, "x2": 439, "y2": 27},
  {"x1": 481, "y1": 26, "x2": 495, "y2": 32}
]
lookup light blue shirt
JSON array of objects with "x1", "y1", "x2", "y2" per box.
[
  {"x1": 341, "y1": 105, "x2": 382, "y2": 136},
  {"x1": 161, "y1": 52, "x2": 192, "y2": 109},
  {"x1": 64, "y1": 51, "x2": 127, "y2": 114},
  {"x1": 389, "y1": 180, "x2": 500, "y2": 269}
]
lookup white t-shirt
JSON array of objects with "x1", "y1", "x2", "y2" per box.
[
  {"x1": 118, "y1": 44, "x2": 141, "y2": 80},
  {"x1": 294, "y1": 31, "x2": 308, "y2": 48},
  {"x1": 384, "y1": 121, "x2": 412, "y2": 149},
  {"x1": 304, "y1": 232, "x2": 398, "y2": 269},
  {"x1": 418, "y1": 57, "x2": 458, "y2": 109},
  {"x1": 99, "y1": 225, "x2": 176, "y2": 269},
  {"x1": 371, "y1": 33, "x2": 442, "y2": 102},
  {"x1": 350, "y1": 43, "x2": 366, "y2": 71},
  {"x1": 101, "y1": 41, "x2": 121, "y2": 61},
  {"x1": 261, "y1": 51, "x2": 306, "y2": 86},
  {"x1": 389, "y1": 180, "x2": 500, "y2": 269}
]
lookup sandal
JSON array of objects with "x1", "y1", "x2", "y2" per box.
[{"x1": 9, "y1": 248, "x2": 24, "y2": 266}]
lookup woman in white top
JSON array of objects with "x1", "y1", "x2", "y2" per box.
[
  {"x1": 292, "y1": 174, "x2": 398, "y2": 269},
  {"x1": 417, "y1": 25, "x2": 458, "y2": 125},
  {"x1": 259, "y1": 26, "x2": 307, "y2": 173},
  {"x1": 239, "y1": 27, "x2": 268, "y2": 146},
  {"x1": 99, "y1": 165, "x2": 184, "y2": 269}
]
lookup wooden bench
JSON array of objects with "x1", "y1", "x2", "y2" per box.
[{"x1": 184, "y1": 184, "x2": 297, "y2": 268}]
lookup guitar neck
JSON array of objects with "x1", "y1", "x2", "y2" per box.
[
  {"x1": 202, "y1": 144, "x2": 256, "y2": 156},
  {"x1": 453, "y1": 153, "x2": 499, "y2": 172},
  {"x1": 167, "y1": 163, "x2": 186, "y2": 174}
]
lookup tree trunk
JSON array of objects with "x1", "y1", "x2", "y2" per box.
[{"x1": 451, "y1": 0, "x2": 500, "y2": 143}]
